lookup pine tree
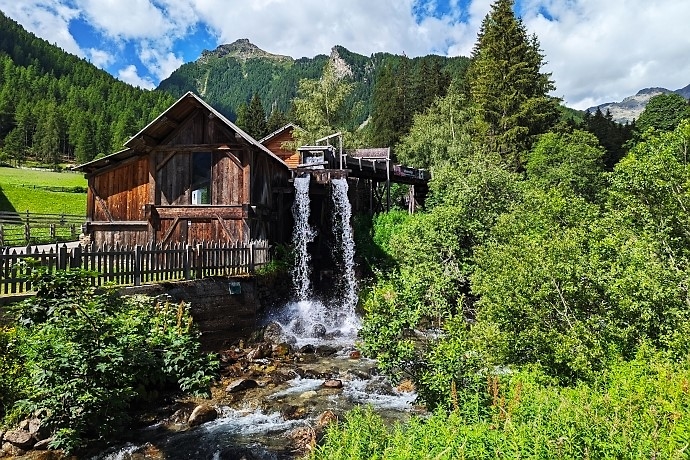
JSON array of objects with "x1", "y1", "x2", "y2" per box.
[
  {"x1": 467, "y1": 0, "x2": 560, "y2": 170},
  {"x1": 245, "y1": 93, "x2": 267, "y2": 139},
  {"x1": 266, "y1": 107, "x2": 289, "y2": 134}
]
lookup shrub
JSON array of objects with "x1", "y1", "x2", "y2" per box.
[{"x1": 5, "y1": 268, "x2": 218, "y2": 452}]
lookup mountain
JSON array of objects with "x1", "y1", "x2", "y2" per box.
[
  {"x1": 156, "y1": 39, "x2": 469, "y2": 127},
  {"x1": 588, "y1": 85, "x2": 690, "y2": 124}
]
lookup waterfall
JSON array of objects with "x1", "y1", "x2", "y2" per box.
[
  {"x1": 331, "y1": 178, "x2": 357, "y2": 317},
  {"x1": 273, "y1": 175, "x2": 359, "y2": 346},
  {"x1": 291, "y1": 175, "x2": 314, "y2": 300}
]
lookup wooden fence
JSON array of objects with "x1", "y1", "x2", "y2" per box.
[
  {"x1": 0, "y1": 240, "x2": 271, "y2": 295},
  {"x1": 0, "y1": 211, "x2": 84, "y2": 247}
]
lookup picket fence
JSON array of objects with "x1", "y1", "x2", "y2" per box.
[{"x1": 0, "y1": 240, "x2": 271, "y2": 295}]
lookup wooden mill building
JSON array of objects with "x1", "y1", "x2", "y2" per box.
[{"x1": 76, "y1": 92, "x2": 292, "y2": 247}]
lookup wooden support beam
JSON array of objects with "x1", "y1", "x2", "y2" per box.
[
  {"x1": 155, "y1": 205, "x2": 246, "y2": 220},
  {"x1": 160, "y1": 217, "x2": 181, "y2": 246}
]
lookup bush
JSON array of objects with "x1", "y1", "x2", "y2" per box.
[
  {"x1": 308, "y1": 352, "x2": 690, "y2": 459},
  {"x1": 4, "y1": 268, "x2": 218, "y2": 452}
]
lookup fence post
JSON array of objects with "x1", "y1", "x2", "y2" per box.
[
  {"x1": 249, "y1": 241, "x2": 255, "y2": 273},
  {"x1": 50, "y1": 223, "x2": 56, "y2": 240},
  {"x1": 134, "y1": 245, "x2": 142, "y2": 286},
  {"x1": 58, "y1": 244, "x2": 68, "y2": 270},
  {"x1": 195, "y1": 243, "x2": 203, "y2": 279},
  {"x1": 71, "y1": 244, "x2": 82, "y2": 269},
  {"x1": 24, "y1": 222, "x2": 30, "y2": 245},
  {"x1": 184, "y1": 244, "x2": 192, "y2": 280},
  {"x1": 0, "y1": 224, "x2": 3, "y2": 247}
]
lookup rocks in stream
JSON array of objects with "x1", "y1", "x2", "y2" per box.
[
  {"x1": 246, "y1": 342, "x2": 272, "y2": 360},
  {"x1": 187, "y1": 404, "x2": 218, "y2": 427},
  {"x1": 315, "y1": 344, "x2": 339, "y2": 356},
  {"x1": 225, "y1": 378, "x2": 259, "y2": 393},
  {"x1": 322, "y1": 379, "x2": 343, "y2": 389},
  {"x1": 262, "y1": 322, "x2": 284, "y2": 344}
]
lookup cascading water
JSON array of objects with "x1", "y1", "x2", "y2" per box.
[
  {"x1": 291, "y1": 175, "x2": 314, "y2": 300},
  {"x1": 273, "y1": 176, "x2": 359, "y2": 345},
  {"x1": 330, "y1": 178, "x2": 359, "y2": 332}
]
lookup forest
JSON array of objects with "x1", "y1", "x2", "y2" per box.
[{"x1": 0, "y1": 11, "x2": 175, "y2": 167}]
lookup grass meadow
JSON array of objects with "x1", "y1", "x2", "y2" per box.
[{"x1": 0, "y1": 166, "x2": 87, "y2": 215}]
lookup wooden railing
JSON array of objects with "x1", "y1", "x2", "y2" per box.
[
  {"x1": 0, "y1": 211, "x2": 84, "y2": 247},
  {"x1": 0, "y1": 240, "x2": 271, "y2": 295}
]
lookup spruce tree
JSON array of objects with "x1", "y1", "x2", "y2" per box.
[
  {"x1": 245, "y1": 93, "x2": 268, "y2": 139},
  {"x1": 467, "y1": 0, "x2": 560, "y2": 170}
]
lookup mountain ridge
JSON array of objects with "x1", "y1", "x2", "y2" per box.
[{"x1": 588, "y1": 85, "x2": 690, "y2": 124}]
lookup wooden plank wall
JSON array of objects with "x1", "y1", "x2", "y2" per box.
[
  {"x1": 263, "y1": 129, "x2": 299, "y2": 169},
  {"x1": 91, "y1": 157, "x2": 149, "y2": 222}
]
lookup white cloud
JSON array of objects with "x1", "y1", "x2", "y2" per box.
[
  {"x1": 87, "y1": 48, "x2": 115, "y2": 68},
  {"x1": 2, "y1": 0, "x2": 690, "y2": 110},
  {"x1": 138, "y1": 43, "x2": 185, "y2": 81},
  {"x1": 118, "y1": 64, "x2": 155, "y2": 89},
  {"x1": 522, "y1": 0, "x2": 690, "y2": 109},
  {"x1": 0, "y1": 0, "x2": 83, "y2": 56}
]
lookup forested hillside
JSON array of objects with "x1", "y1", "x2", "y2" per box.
[
  {"x1": 0, "y1": 11, "x2": 175, "y2": 166},
  {"x1": 157, "y1": 39, "x2": 469, "y2": 139}
]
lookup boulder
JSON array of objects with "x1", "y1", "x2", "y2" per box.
[
  {"x1": 3, "y1": 429, "x2": 35, "y2": 449},
  {"x1": 225, "y1": 378, "x2": 259, "y2": 393},
  {"x1": 28, "y1": 417, "x2": 51, "y2": 441},
  {"x1": 315, "y1": 345, "x2": 338, "y2": 357},
  {"x1": 188, "y1": 404, "x2": 218, "y2": 427},
  {"x1": 299, "y1": 344, "x2": 316, "y2": 354},
  {"x1": 247, "y1": 342, "x2": 272, "y2": 361},
  {"x1": 311, "y1": 323, "x2": 326, "y2": 338},
  {"x1": 299, "y1": 390, "x2": 317, "y2": 399},
  {"x1": 33, "y1": 437, "x2": 54, "y2": 450},
  {"x1": 272, "y1": 342, "x2": 292, "y2": 358},
  {"x1": 2, "y1": 441, "x2": 26, "y2": 457},
  {"x1": 322, "y1": 379, "x2": 343, "y2": 389},
  {"x1": 316, "y1": 410, "x2": 338, "y2": 428},
  {"x1": 263, "y1": 322, "x2": 284, "y2": 344}
]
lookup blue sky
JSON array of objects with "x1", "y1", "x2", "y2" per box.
[{"x1": 1, "y1": 0, "x2": 689, "y2": 110}]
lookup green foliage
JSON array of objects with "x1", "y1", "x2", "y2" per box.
[
  {"x1": 635, "y1": 92, "x2": 690, "y2": 135},
  {"x1": 580, "y1": 108, "x2": 633, "y2": 169},
  {"x1": 526, "y1": 130, "x2": 607, "y2": 200},
  {"x1": 309, "y1": 353, "x2": 690, "y2": 459},
  {"x1": 292, "y1": 61, "x2": 358, "y2": 143},
  {"x1": 466, "y1": 0, "x2": 560, "y2": 170},
  {"x1": 395, "y1": 84, "x2": 473, "y2": 169},
  {"x1": 2, "y1": 269, "x2": 217, "y2": 452},
  {"x1": 0, "y1": 326, "x2": 26, "y2": 421}
]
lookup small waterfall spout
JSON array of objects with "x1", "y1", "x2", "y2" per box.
[
  {"x1": 331, "y1": 178, "x2": 357, "y2": 316},
  {"x1": 291, "y1": 175, "x2": 314, "y2": 300}
]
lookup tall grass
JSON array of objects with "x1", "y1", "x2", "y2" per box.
[{"x1": 308, "y1": 350, "x2": 690, "y2": 459}]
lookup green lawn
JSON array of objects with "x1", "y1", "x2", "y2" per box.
[{"x1": 0, "y1": 166, "x2": 86, "y2": 215}]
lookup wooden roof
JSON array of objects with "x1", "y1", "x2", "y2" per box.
[
  {"x1": 75, "y1": 92, "x2": 288, "y2": 174},
  {"x1": 257, "y1": 123, "x2": 303, "y2": 145}
]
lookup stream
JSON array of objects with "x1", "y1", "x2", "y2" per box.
[{"x1": 94, "y1": 176, "x2": 419, "y2": 459}]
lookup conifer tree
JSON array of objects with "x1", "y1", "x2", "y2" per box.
[
  {"x1": 467, "y1": 0, "x2": 560, "y2": 170},
  {"x1": 245, "y1": 93, "x2": 268, "y2": 139}
]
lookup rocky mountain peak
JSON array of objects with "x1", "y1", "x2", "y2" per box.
[
  {"x1": 200, "y1": 39, "x2": 293, "y2": 63},
  {"x1": 587, "y1": 86, "x2": 689, "y2": 124},
  {"x1": 329, "y1": 46, "x2": 354, "y2": 79}
]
